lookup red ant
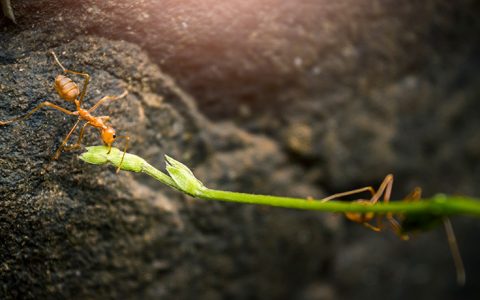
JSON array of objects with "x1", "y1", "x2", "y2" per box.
[
  {"x1": 319, "y1": 174, "x2": 465, "y2": 285},
  {"x1": 319, "y1": 174, "x2": 407, "y2": 237},
  {"x1": 0, "y1": 51, "x2": 129, "y2": 172}
]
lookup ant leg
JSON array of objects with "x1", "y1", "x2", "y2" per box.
[
  {"x1": 63, "y1": 122, "x2": 90, "y2": 151},
  {"x1": 0, "y1": 101, "x2": 76, "y2": 125},
  {"x1": 369, "y1": 174, "x2": 394, "y2": 205},
  {"x1": 319, "y1": 186, "x2": 376, "y2": 203},
  {"x1": 88, "y1": 90, "x2": 129, "y2": 113},
  {"x1": 443, "y1": 218, "x2": 466, "y2": 286},
  {"x1": 114, "y1": 135, "x2": 130, "y2": 173},
  {"x1": 53, "y1": 119, "x2": 81, "y2": 160},
  {"x1": 51, "y1": 51, "x2": 90, "y2": 105},
  {"x1": 371, "y1": 174, "x2": 412, "y2": 239},
  {"x1": 346, "y1": 175, "x2": 393, "y2": 233},
  {"x1": 65, "y1": 70, "x2": 89, "y2": 105},
  {"x1": 362, "y1": 222, "x2": 381, "y2": 232},
  {"x1": 366, "y1": 174, "x2": 395, "y2": 233}
]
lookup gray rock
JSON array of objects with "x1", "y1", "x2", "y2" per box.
[{"x1": 0, "y1": 1, "x2": 479, "y2": 299}]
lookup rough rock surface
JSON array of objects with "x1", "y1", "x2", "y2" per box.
[{"x1": 0, "y1": 1, "x2": 479, "y2": 299}]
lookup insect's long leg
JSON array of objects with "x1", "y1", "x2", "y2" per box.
[
  {"x1": 319, "y1": 186, "x2": 376, "y2": 203},
  {"x1": 115, "y1": 135, "x2": 130, "y2": 173},
  {"x1": 366, "y1": 174, "x2": 394, "y2": 232},
  {"x1": 51, "y1": 51, "x2": 90, "y2": 105},
  {"x1": 402, "y1": 186, "x2": 467, "y2": 285},
  {"x1": 88, "y1": 90, "x2": 129, "y2": 113},
  {"x1": 64, "y1": 70, "x2": 90, "y2": 105},
  {"x1": 443, "y1": 218, "x2": 466, "y2": 286},
  {"x1": 362, "y1": 222, "x2": 381, "y2": 232},
  {"x1": 369, "y1": 174, "x2": 393, "y2": 205},
  {"x1": 53, "y1": 119, "x2": 81, "y2": 160},
  {"x1": 63, "y1": 122, "x2": 90, "y2": 151},
  {"x1": 0, "y1": 101, "x2": 76, "y2": 125},
  {"x1": 346, "y1": 175, "x2": 394, "y2": 233}
]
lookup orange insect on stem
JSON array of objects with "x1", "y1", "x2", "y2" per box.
[
  {"x1": 319, "y1": 174, "x2": 410, "y2": 238},
  {"x1": 0, "y1": 51, "x2": 129, "y2": 171}
]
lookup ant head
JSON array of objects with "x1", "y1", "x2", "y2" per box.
[{"x1": 101, "y1": 127, "x2": 116, "y2": 146}]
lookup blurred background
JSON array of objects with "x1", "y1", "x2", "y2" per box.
[{"x1": 0, "y1": 1, "x2": 479, "y2": 299}]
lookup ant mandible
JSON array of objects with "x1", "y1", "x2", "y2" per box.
[{"x1": 0, "y1": 51, "x2": 129, "y2": 172}]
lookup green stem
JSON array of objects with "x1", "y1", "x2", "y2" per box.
[
  {"x1": 198, "y1": 189, "x2": 480, "y2": 216},
  {"x1": 142, "y1": 163, "x2": 178, "y2": 189},
  {"x1": 79, "y1": 146, "x2": 480, "y2": 218}
]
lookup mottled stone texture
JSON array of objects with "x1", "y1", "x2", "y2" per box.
[{"x1": 0, "y1": 1, "x2": 479, "y2": 299}]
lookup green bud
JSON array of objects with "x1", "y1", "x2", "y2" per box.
[
  {"x1": 79, "y1": 146, "x2": 109, "y2": 165},
  {"x1": 80, "y1": 146, "x2": 146, "y2": 173},
  {"x1": 165, "y1": 155, "x2": 205, "y2": 196}
]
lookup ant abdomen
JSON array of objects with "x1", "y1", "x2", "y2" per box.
[{"x1": 55, "y1": 74, "x2": 79, "y2": 102}]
